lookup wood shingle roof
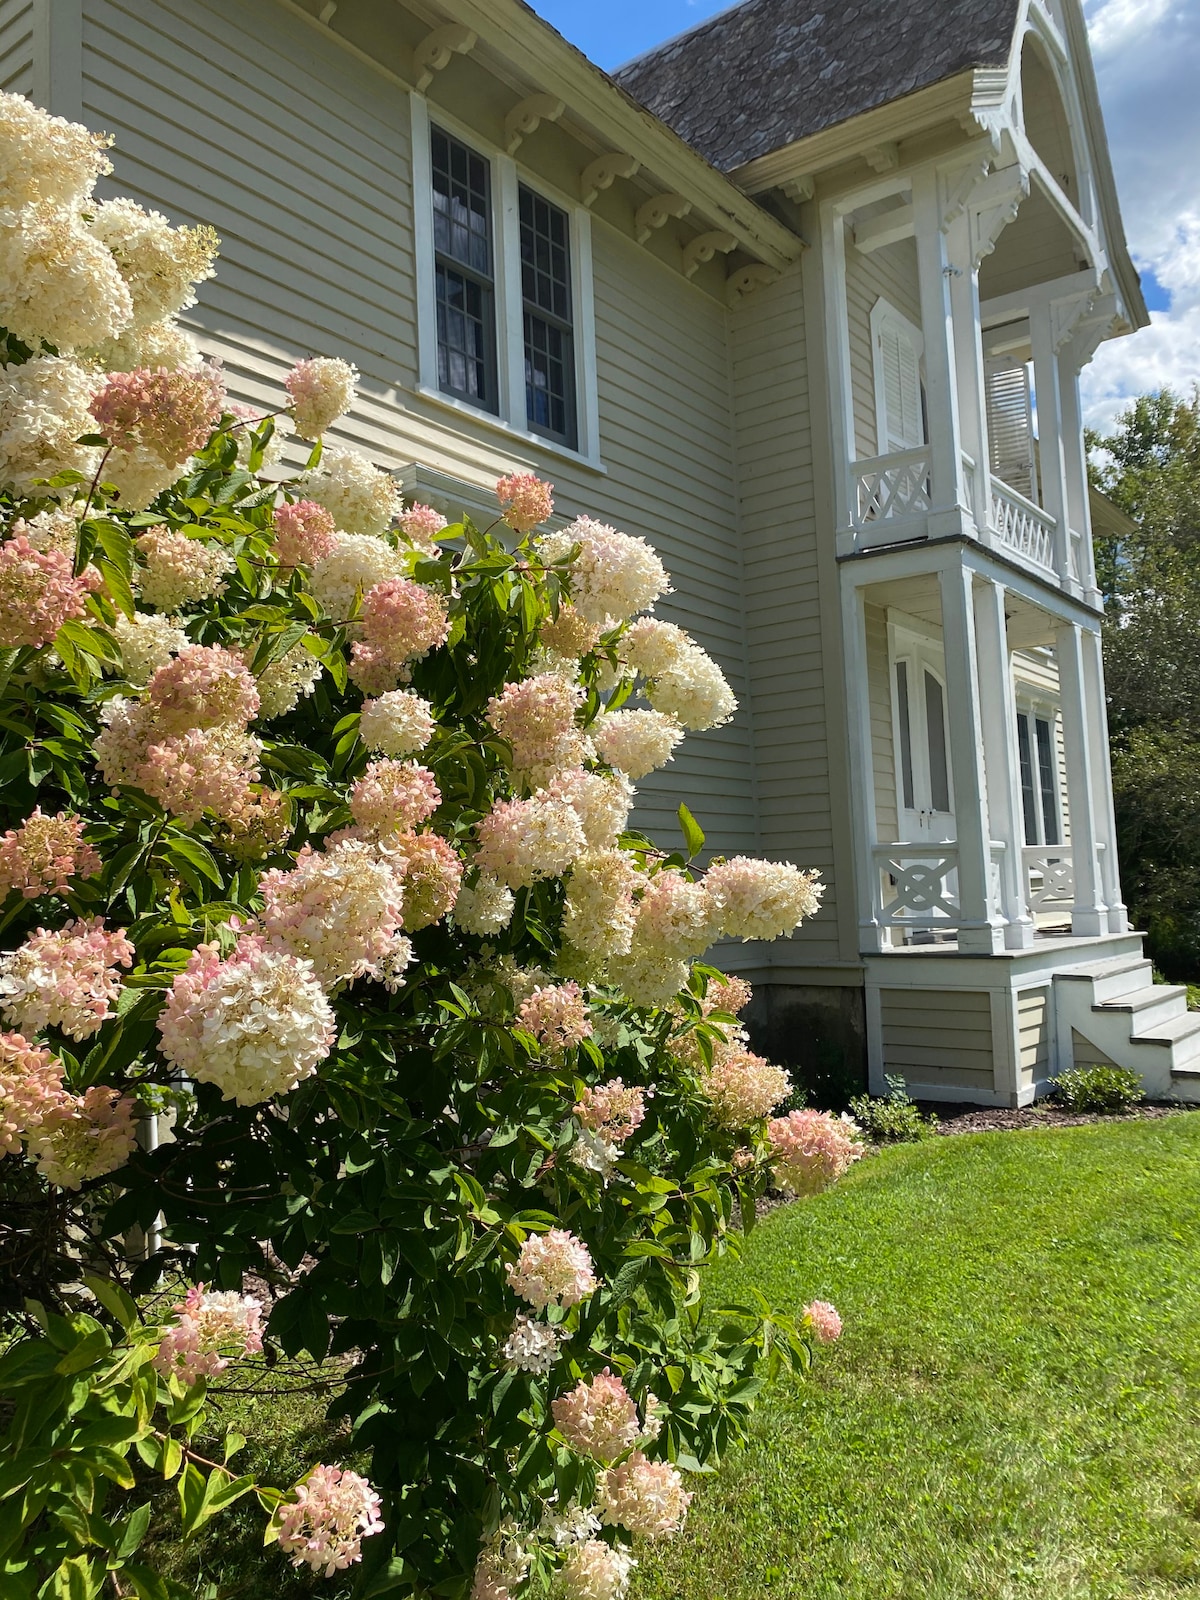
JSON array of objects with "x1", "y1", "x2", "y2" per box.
[{"x1": 612, "y1": 0, "x2": 1022, "y2": 172}]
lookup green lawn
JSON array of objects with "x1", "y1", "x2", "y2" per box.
[{"x1": 638, "y1": 1116, "x2": 1200, "y2": 1600}]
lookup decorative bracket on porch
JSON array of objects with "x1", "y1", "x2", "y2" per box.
[
  {"x1": 682, "y1": 229, "x2": 737, "y2": 279},
  {"x1": 1064, "y1": 290, "x2": 1120, "y2": 369},
  {"x1": 412, "y1": 24, "x2": 476, "y2": 94},
  {"x1": 580, "y1": 152, "x2": 640, "y2": 208},
  {"x1": 634, "y1": 192, "x2": 691, "y2": 244},
  {"x1": 938, "y1": 154, "x2": 993, "y2": 232},
  {"x1": 970, "y1": 163, "x2": 1029, "y2": 267},
  {"x1": 863, "y1": 141, "x2": 900, "y2": 174},
  {"x1": 505, "y1": 94, "x2": 565, "y2": 155},
  {"x1": 782, "y1": 175, "x2": 815, "y2": 203},
  {"x1": 1050, "y1": 288, "x2": 1100, "y2": 353},
  {"x1": 726, "y1": 263, "x2": 781, "y2": 305}
]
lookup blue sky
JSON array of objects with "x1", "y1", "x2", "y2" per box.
[{"x1": 531, "y1": 0, "x2": 1200, "y2": 430}]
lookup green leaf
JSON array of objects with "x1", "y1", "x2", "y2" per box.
[
  {"x1": 47, "y1": 1554, "x2": 101, "y2": 1600},
  {"x1": 80, "y1": 1276, "x2": 137, "y2": 1334},
  {"x1": 114, "y1": 1500, "x2": 153, "y2": 1559},
  {"x1": 176, "y1": 1462, "x2": 207, "y2": 1537},
  {"x1": 164, "y1": 836, "x2": 223, "y2": 887},
  {"x1": 678, "y1": 802, "x2": 706, "y2": 859}
]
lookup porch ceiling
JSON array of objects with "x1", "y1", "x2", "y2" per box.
[{"x1": 859, "y1": 572, "x2": 1064, "y2": 650}]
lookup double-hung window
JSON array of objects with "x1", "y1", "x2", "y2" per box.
[
  {"x1": 415, "y1": 102, "x2": 597, "y2": 462},
  {"x1": 1016, "y1": 707, "x2": 1061, "y2": 846}
]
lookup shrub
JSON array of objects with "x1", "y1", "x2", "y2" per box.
[
  {"x1": 0, "y1": 91, "x2": 850, "y2": 1600},
  {"x1": 1049, "y1": 1065, "x2": 1147, "y2": 1113},
  {"x1": 849, "y1": 1075, "x2": 936, "y2": 1143}
]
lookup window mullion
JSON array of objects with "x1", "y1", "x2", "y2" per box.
[{"x1": 494, "y1": 154, "x2": 526, "y2": 431}]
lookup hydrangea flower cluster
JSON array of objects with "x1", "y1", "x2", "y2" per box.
[
  {"x1": 349, "y1": 760, "x2": 441, "y2": 838},
  {"x1": 496, "y1": 472, "x2": 554, "y2": 533},
  {"x1": 0, "y1": 808, "x2": 100, "y2": 900},
  {"x1": 474, "y1": 793, "x2": 587, "y2": 889},
  {"x1": 136, "y1": 525, "x2": 233, "y2": 611},
  {"x1": 0, "y1": 918, "x2": 133, "y2": 1040},
  {"x1": 633, "y1": 870, "x2": 722, "y2": 959},
  {"x1": 258, "y1": 838, "x2": 406, "y2": 987},
  {"x1": 803, "y1": 1300, "x2": 843, "y2": 1343},
  {"x1": 145, "y1": 643, "x2": 260, "y2": 734},
  {"x1": 350, "y1": 575, "x2": 450, "y2": 692},
  {"x1": 0, "y1": 202, "x2": 132, "y2": 352},
  {"x1": 551, "y1": 1369, "x2": 641, "y2": 1463},
  {"x1": 454, "y1": 872, "x2": 515, "y2": 935},
  {"x1": 112, "y1": 609, "x2": 188, "y2": 685},
  {"x1": 27, "y1": 1085, "x2": 137, "y2": 1189},
  {"x1": 700, "y1": 1049, "x2": 792, "y2": 1128},
  {"x1": 487, "y1": 673, "x2": 587, "y2": 789},
  {"x1": 538, "y1": 516, "x2": 669, "y2": 628},
  {"x1": 399, "y1": 501, "x2": 447, "y2": 550},
  {"x1": 574, "y1": 1079, "x2": 646, "y2": 1144},
  {"x1": 507, "y1": 1229, "x2": 597, "y2": 1312},
  {"x1": 519, "y1": 981, "x2": 593, "y2": 1052},
  {"x1": 87, "y1": 196, "x2": 218, "y2": 327},
  {"x1": 153, "y1": 1284, "x2": 265, "y2": 1384},
  {"x1": 91, "y1": 363, "x2": 226, "y2": 470},
  {"x1": 383, "y1": 831, "x2": 463, "y2": 930},
  {"x1": 359, "y1": 688, "x2": 435, "y2": 758},
  {"x1": 557, "y1": 1537, "x2": 636, "y2": 1600},
  {"x1": 562, "y1": 850, "x2": 638, "y2": 960},
  {"x1": 284, "y1": 356, "x2": 357, "y2": 440},
  {"x1": 253, "y1": 639, "x2": 323, "y2": 720},
  {"x1": 0, "y1": 1031, "x2": 64, "y2": 1155},
  {"x1": 598, "y1": 1452, "x2": 692, "y2": 1538},
  {"x1": 545, "y1": 769, "x2": 632, "y2": 850},
  {"x1": 298, "y1": 443, "x2": 402, "y2": 536},
  {"x1": 501, "y1": 1313, "x2": 565, "y2": 1375},
  {"x1": 591, "y1": 708, "x2": 685, "y2": 780},
  {"x1": 0, "y1": 353, "x2": 100, "y2": 494},
  {"x1": 539, "y1": 603, "x2": 602, "y2": 662},
  {"x1": 0, "y1": 535, "x2": 101, "y2": 649},
  {"x1": 272, "y1": 499, "x2": 339, "y2": 568},
  {"x1": 310, "y1": 533, "x2": 408, "y2": 626},
  {"x1": 767, "y1": 1109, "x2": 864, "y2": 1196},
  {"x1": 707, "y1": 856, "x2": 825, "y2": 941},
  {"x1": 157, "y1": 937, "x2": 336, "y2": 1105},
  {"x1": 277, "y1": 1465, "x2": 385, "y2": 1578}
]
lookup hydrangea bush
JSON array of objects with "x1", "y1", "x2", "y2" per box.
[{"x1": 0, "y1": 92, "x2": 855, "y2": 1599}]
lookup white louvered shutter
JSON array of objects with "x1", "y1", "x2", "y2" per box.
[
  {"x1": 985, "y1": 358, "x2": 1038, "y2": 500},
  {"x1": 877, "y1": 316, "x2": 924, "y2": 453}
]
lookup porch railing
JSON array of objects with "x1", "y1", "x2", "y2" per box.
[
  {"x1": 851, "y1": 446, "x2": 932, "y2": 529},
  {"x1": 1023, "y1": 845, "x2": 1075, "y2": 917},
  {"x1": 874, "y1": 845, "x2": 960, "y2": 935},
  {"x1": 989, "y1": 477, "x2": 1056, "y2": 572}
]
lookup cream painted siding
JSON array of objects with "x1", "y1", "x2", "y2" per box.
[
  {"x1": 865, "y1": 603, "x2": 897, "y2": 841},
  {"x1": 845, "y1": 236, "x2": 921, "y2": 460},
  {"x1": 77, "y1": 0, "x2": 755, "y2": 854},
  {"x1": 1018, "y1": 987, "x2": 1050, "y2": 1086},
  {"x1": 1, "y1": 0, "x2": 32, "y2": 93},
  {"x1": 880, "y1": 988, "x2": 995, "y2": 1088},
  {"x1": 730, "y1": 263, "x2": 839, "y2": 959}
]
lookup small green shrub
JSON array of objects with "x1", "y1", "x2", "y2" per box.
[
  {"x1": 849, "y1": 1074, "x2": 936, "y2": 1143},
  {"x1": 1049, "y1": 1065, "x2": 1146, "y2": 1113}
]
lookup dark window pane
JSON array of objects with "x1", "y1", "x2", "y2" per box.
[
  {"x1": 924, "y1": 670, "x2": 950, "y2": 813},
  {"x1": 895, "y1": 661, "x2": 914, "y2": 813},
  {"x1": 1017, "y1": 712, "x2": 1038, "y2": 844},
  {"x1": 431, "y1": 126, "x2": 497, "y2": 411},
  {"x1": 1036, "y1": 717, "x2": 1059, "y2": 846},
  {"x1": 519, "y1": 183, "x2": 576, "y2": 445}
]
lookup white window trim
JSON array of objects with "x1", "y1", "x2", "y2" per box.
[
  {"x1": 410, "y1": 94, "x2": 602, "y2": 470},
  {"x1": 870, "y1": 297, "x2": 925, "y2": 457},
  {"x1": 1013, "y1": 693, "x2": 1065, "y2": 847},
  {"x1": 887, "y1": 615, "x2": 955, "y2": 831}
]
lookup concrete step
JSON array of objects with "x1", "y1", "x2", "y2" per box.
[
  {"x1": 1056, "y1": 956, "x2": 1154, "y2": 1003},
  {"x1": 1140, "y1": 1011, "x2": 1200, "y2": 1070},
  {"x1": 1099, "y1": 984, "x2": 1191, "y2": 1035}
]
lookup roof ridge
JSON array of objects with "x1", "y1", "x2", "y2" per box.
[{"x1": 612, "y1": 0, "x2": 761, "y2": 77}]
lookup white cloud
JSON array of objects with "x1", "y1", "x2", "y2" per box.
[{"x1": 1080, "y1": 0, "x2": 1200, "y2": 430}]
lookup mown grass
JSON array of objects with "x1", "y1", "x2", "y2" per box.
[{"x1": 638, "y1": 1116, "x2": 1200, "y2": 1600}]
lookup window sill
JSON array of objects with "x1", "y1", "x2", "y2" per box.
[{"x1": 410, "y1": 385, "x2": 607, "y2": 476}]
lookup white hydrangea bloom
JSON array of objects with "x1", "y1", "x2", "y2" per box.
[
  {"x1": 607, "y1": 947, "x2": 691, "y2": 1008},
  {"x1": 359, "y1": 689, "x2": 436, "y2": 758},
  {"x1": 308, "y1": 532, "x2": 407, "y2": 619},
  {"x1": 0, "y1": 92, "x2": 113, "y2": 210},
  {"x1": 537, "y1": 516, "x2": 670, "y2": 627},
  {"x1": 644, "y1": 641, "x2": 736, "y2": 731},
  {"x1": 0, "y1": 355, "x2": 99, "y2": 496},
  {"x1": 539, "y1": 1502, "x2": 602, "y2": 1549},
  {"x1": 254, "y1": 640, "x2": 323, "y2": 720},
  {"x1": 297, "y1": 444, "x2": 402, "y2": 536},
  {"x1": 88, "y1": 317, "x2": 202, "y2": 374},
  {"x1": 548, "y1": 769, "x2": 633, "y2": 851},
  {"x1": 620, "y1": 616, "x2": 691, "y2": 680},
  {"x1": 558, "y1": 1538, "x2": 636, "y2": 1600},
  {"x1": 113, "y1": 609, "x2": 188, "y2": 685},
  {"x1": 563, "y1": 850, "x2": 638, "y2": 960},
  {"x1": 88, "y1": 196, "x2": 218, "y2": 327},
  {"x1": 0, "y1": 204, "x2": 133, "y2": 351},
  {"x1": 13, "y1": 506, "x2": 79, "y2": 553},
  {"x1": 286, "y1": 356, "x2": 358, "y2": 440},
  {"x1": 105, "y1": 445, "x2": 185, "y2": 512},
  {"x1": 454, "y1": 873, "x2": 515, "y2": 935},
  {"x1": 591, "y1": 710, "x2": 684, "y2": 780},
  {"x1": 501, "y1": 1314, "x2": 564, "y2": 1375},
  {"x1": 137, "y1": 527, "x2": 233, "y2": 611}
]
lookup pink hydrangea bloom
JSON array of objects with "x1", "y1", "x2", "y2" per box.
[
  {"x1": 0, "y1": 917, "x2": 133, "y2": 1040},
  {"x1": 350, "y1": 761, "x2": 440, "y2": 839},
  {"x1": 474, "y1": 794, "x2": 586, "y2": 889},
  {"x1": 0, "y1": 809, "x2": 100, "y2": 900},
  {"x1": 0, "y1": 1031, "x2": 65, "y2": 1155},
  {"x1": 703, "y1": 973, "x2": 752, "y2": 1017},
  {"x1": 136, "y1": 725, "x2": 262, "y2": 826},
  {"x1": 381, "y1": 831, "x2": 462, "y2": 931},
  {"x1": 507, "y1": 1227, "x2": 597, "y2": 1311},
  {"x1": 361, "y1": 576, "x2": 450, "y2": 657},
  {"x1": 496, "y1": 472, "x2": 553, "y2": 533},
  {"x1": 277, "y1": 1464, "x2": 385, "y2": 1578},
  {"x1": 399, "y1": 502, "x2": 448, "y2": 549},
  {"x1": 634, "y1": 870, "x2": 721, "y2": 959},
  {"x1": 487, "y1": 673, "x2": 586, "y2": 788},
  {"x1": 519, "y1": 981, "x2": 592, "y2": 1052},
  {"x1": 28, "y1": 1085, "x2": 137, "y2": 1189},
  {"x1": 90, "y1": 363, "x2": 226, "y2": 466},
  {"x1": 145, "y1": 642, "x2": 259, "y2": 734},
  {"x1": 804, "y1": 1300, "x2": 843, "y2": 1343},
  {"x1": 272, "y1": 500, "x2": 339, "y2": 568},
  {"x1": 574, "y1": 1079, "x2": 646, "y2": 1144},
  {"x1": 552, "y1": 1370, "x2": 640, "y2": 1463},
  {"x1": 700, "y1": 1050, "x2": 791, "y2": 1128},
  {"x1": 599, "y1": 1451, "x2": 692, "y2": 1538},
  {"x1": 258, "y1": 838, "x2": 406, "y2": 988},
  {"x1": 284, "y1": 356, "x2": 357, "y2": 440},
  {"x1": 705, "y1": 857, "x2": 824, "y2": 942},
  {"x1": 153, "y1": 1283, "x2": 265, "y2": 1384},
  {"x1": 766, "y1": 1109, "x2": 864, "y2": 1197},
  {"x1": 0, "y1": 536, "x2": 101, "y2": 649}
]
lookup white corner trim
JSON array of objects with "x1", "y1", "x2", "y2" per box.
[{"x1": 408, "y1": 94, "x2": 439, "y2": 396}]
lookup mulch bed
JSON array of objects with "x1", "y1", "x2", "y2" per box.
[{"x1": 924, "y1": 1101, "x2": 1196, "y2": 1135}]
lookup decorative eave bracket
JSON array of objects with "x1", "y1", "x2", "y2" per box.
[
  {"x1": 682, "y1": 229, "x2": 737, "y2": 280},
  {"x1": 634, "y1": 192, "x2": 691, "y2": 245},
  {"x1": 970, "y1": 163, "x2": 1030, "y2": 267},
  {"x1": 580, "y1": 152, "x2": 640, "y2": 208},
  {"x1": 413, "y1": 24, "x2": 476, "y2": 94},
  {"x1": 505, "y1": 94, "x2": 565, "y2": 155},
  {"x1": 726, "y1": 264, "x2": 781, "y2": 305},
  {"x1": 863, "y1": 141, "x2": 900, "y2": 174}
]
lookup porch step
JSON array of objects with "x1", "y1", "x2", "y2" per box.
[{"x1": 1052, "y1": 958, "x2": 1200, "y2": 1102}]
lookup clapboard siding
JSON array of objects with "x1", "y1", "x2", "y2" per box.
[
  {"x1": 731, "y1": 263, "x2": 839, "y2": 963},
  {"x1": 880, "y1": 988, "x2": 995, "y2": 1088},
  {"x1": 0, "y1": 0, "x2": 32, "y2": 93},
  {"x1": 845, "y1": 236, "x2": 921, "y2": 460},
  {"x1": 1018, "y1": 987, "x2": 1050, "y2": 1085},
  {"x1": 78, "y1": 0, "x2": 756, "y2": 857}
]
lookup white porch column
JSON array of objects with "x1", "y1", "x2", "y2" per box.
[
  {"x1": 974, "y1": 578, "x2": 1036, "y2": 948},
  {"x1": 821, "y1": 202, "x2": 858, "y2": 542},
  {"x1": 939, "y1": 563, "x2": 1006, "y2": 952},
  {"x1": 912, "y1": 170, "x2": 970, "y2": 536},
  {"x1": 946, "y1": 210, "x2": 992, "y2": 538},
  {"x1": 840, "y1": 578, "x2": 885, "y2": 951},
  {"x1": 1055, "y1": 620, "x2": 1108, "y2": 936},
  {"x1": 1029, "y1": 298, "x2": 1075, "y2": 589},
  {"x1": 1080, "y1": 625, "x2": 1128, "y2": 931},
  {"x1": 1058, "y1": 352, "x2": 1101, "y2": 605}
]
